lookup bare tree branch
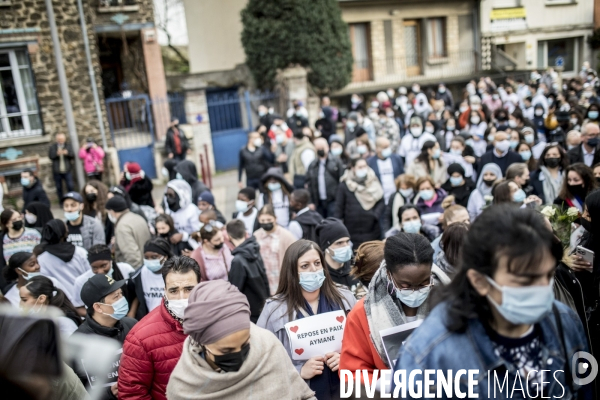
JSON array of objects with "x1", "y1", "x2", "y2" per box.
[{"x1": 155, "y1": 0, "x2": 188, "y2": 64}]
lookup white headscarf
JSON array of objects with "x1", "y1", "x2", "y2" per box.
[{"x1": 476, "y1": 163, "x2": 503, "y2": 196}]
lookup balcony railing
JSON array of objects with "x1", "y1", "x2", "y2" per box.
[
  {"x1": 98, "y1": 0, "x2": 138, "y2": 12},
  {"x1": 349, "y1": 49, "x2": 478, "y2": 89}
]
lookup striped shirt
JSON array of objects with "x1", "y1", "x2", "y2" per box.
[{"x1": 3, "y1": 228, "x2": 41, "y2": 263}]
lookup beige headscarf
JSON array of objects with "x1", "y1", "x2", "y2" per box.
[
  {"x1": 167, "y1": 324, "x2": 316, "y2": 400},
  {"x1": 340, "y1": 167, "x2": 384, "y2": 210}
]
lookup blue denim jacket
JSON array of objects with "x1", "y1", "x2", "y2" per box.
[{"x1": 394, "y1": 300, "x2": 592, "y2": 399}]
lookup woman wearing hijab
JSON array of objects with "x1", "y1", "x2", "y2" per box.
[
  {"x1": 467, "y1": 163, "x2": 502, "y2": 221},
  {"x1": 23, "y1": 202, "x2": 54, "y2": 233},
  {"x1": 167, "y1": 280, "x2": 316, "y2": 400},
  {"x1": 335, "y1": 158, "x2": 385, "y2": 249},
  {"x1": 339, "y1": 233, "x2": 450, "y2": 384},
  {"x1": 441, "y1": 163, "x2": 475, "y2": 207},
  {"x1": 256, "y1": 167, "x2": 294, "y2": 228},
  {"x1": 36, "y1": 219, "x2": 90, "y2": 303},
  {"x1": 258, "y1": 240, "x2": 356, "y2": 400}
]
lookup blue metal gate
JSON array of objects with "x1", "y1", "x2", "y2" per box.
[
  {"x1": 106, "y1": 94, "x2": 157, "y2": 178},
  {"x1": 207, "y1": 89, "x2": 279, "y2": 171}
]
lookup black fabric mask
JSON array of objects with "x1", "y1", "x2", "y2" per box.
[
  {"x1": 579, "y1": 217, "x2": 593, "y2": 233},
  {"x1": 167, "y1": 196, "x2": 180, "y2": 212},
  {"x1": 568, "y1": 184, "x2": 587, "y2": 199},
  {"x1": 11, "y1": 220, "x2": 23, "y2": 231},
  {"x1": 260, "y1": 222, "x2": 274, "y2": 232},
  {"x1": 317, "y1": 149, "x2": 326, "y2": 158},
  {"x1": 86, "y1": 193, "x2": 97, "y2": 202},
  {"x1": 483, "y1": 179, "x2": 495, "y2": 187},
  {"x1": 213, "y1": 242, "x2": 224, "y2": 250},
  {"x1": 205, "y1": 342, "x2": 250, "y2": 372},
  {"x1": 545, "y1": 157, "x2": 561, "y2": 169},
  {"x1": 596, "y1": 177, "x2": 600, "y2": 185},
  {"x1": 159, "y1": 232, "x2": 170, "y2": 239}
]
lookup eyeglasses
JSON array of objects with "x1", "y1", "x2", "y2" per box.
[
  {"x1": 200, "y1": 220, "x2": 223, "y2": 232},
  {"x1": 388, "y1": 273, "x2": 434, "y2": 295}
]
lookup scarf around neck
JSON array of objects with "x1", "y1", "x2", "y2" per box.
[
  {"x1": 539, "y1": 166, "x2": 562, "y2": 204},
  {"x1": 340, "y1": 168, "x2": 384, "y2": 211}
]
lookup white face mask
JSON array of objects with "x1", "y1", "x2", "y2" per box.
[
  {"x1": 411, "y1": 126, "x2": 423, "y2": 137},
  {"x1": 25, "y1": 214, "x2": 37, "y2": 225},
  {"x1": 486, "y1": 277, "x2": 554, "y2": 325},
  {"x1": 167, "y1": 298, "x2": 189, "y2": 319},
  {"x1": 108, "y1": 213, "x2": 117, "y2": 224},
  {"x1": 355, "y1": 169, "x2": 368, "y2": 179}
]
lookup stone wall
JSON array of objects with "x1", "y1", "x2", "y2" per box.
[{"x1": 91, "y1": 0, "x2": 155, "y2": 27}]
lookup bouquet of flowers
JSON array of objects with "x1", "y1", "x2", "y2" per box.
[{"x1": 540, "y1": 205, "x2": 581, "y2": 248}]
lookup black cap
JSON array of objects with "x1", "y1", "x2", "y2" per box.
[
  {"x1": 105, "y1": 196, "x2": 128, "y2": 212},
  {"x1": 62, "y1": 191, "x2": 83, "y2": 203},
  {"x1": 80, "y1": 274, "x2": 125, "y2": 309},
  {"x1": 316, "y1": 217, "x2": 350, "y2": 250}
]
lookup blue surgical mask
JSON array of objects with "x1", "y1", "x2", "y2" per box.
[
  {"x1": 399, "y1": 188, "x2": 414, "y2": 199},
  {"x1": 509, "y1": 140, "x2": 519, "y2": 149},
  {"x1": 329, "y1": 246, "x2": 353, "y2": 264},
  {"x1": 18, "y1": 268, "x2": 42, "y2": 281},
  {"x1": 176, "y1": 172, "x2": 183, "y2": 180},
  {"x1": 450, "y1": 176, "x2": 463, "y2": 187},
  {"x1": 21, "y1": 178, "x2": 31, "y2": 187},
  {"x1": 235, "y1": 200, "x2": 250, "y2": 213},
  {"x1": 450, "y1": 149, "x2": 462, "y2": 156},
  {"x1": 381, "y1": 148, "x2": 392, "y2": 159},
  {"x1": 431, "y1": 149, "x2": 441, "y2": 159},
  {"x1": 402, "y1": 220, "x2": 422, "y2": 234},
  {"x1": 588, "y1": 111, "x2": 599, "y2": 120},
  {"x1": 446, "y1": 126, "x2": 455, "y2": 131},
  {"x1": 145, "y1": 258, "x2": 163, "y2": 272},
  {"x1": 331, "y1": 147, "x2": 343, "y2": 157},
  {"x1": 299, "y1": 270, "x2": 325, "y2": 292},
  {"x1": 419, "y1": 189, "x2": 435, "y2": 201},
  {"x1": 520, "y1": 150, "x2": 532, "y2": 161},
  {"x1": 394, "y1": 284, "x2": 431, "y2": 308},
  {"x1": 524, "y1": 134, "x2": 534, "y2": 144},
  {"x1": 100, "y1": 296, "x2": 129, "y2": 320},
  {"x1": 107, "y1": 267, "x2": 114, "y2": 278},
  {"x1": 64, "y1": 211, "x2": 80, "y2": 221},
  {"x1": 267, "y1": 182, "x2": 281, "y2": 192},
  {"x1": 486, "y1": 277, "x2": 554, "y2": 325},
  {"x1": 512, "y1": 188, "x2": 527, "y2": 203}
]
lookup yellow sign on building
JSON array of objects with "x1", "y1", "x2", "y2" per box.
[{"x1": 490, "y1": 7, "x2": 526, "y2": 20}]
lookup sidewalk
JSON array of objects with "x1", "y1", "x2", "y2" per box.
[{"x1": 50, "y1": 169, "x2": 240, "y2": 222}]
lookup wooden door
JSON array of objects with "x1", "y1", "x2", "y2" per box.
[
  {"x1": 403, "y1": 20, "x2": 422, "y2": 77},
  {"x1": 349, "y1": 23, "x2": 372, "y2": 82}
]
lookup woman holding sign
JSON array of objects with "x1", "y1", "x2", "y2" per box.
[
  {"x1": 339, "y1": 232, "x2": 450, "y2": 384},
  {"x1": 257, "y1": 240, "x2": 356, "y2": 400}
]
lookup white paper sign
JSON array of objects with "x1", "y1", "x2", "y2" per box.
[
  {"x1": 379, "y1": 320, "x2": 423, "y2": 367},
  {"x1": 284, "y1": 310, "x2": 346, "y2": 361}
]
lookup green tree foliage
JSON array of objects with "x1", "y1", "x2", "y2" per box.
[{"x1": 241, "y1": 0, "x2": 353, "y2": 94}]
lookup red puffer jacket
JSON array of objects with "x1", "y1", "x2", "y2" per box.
[{"x1": 118, "y1": 299, "x2": 187, "y2": 400}]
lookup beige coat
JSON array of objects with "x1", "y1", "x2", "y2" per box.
[
  {"x1": 114, "y1": 211, "x2": 151, "y2": 268},
  {"x1": 167, "y1": 324, "x2": 316, "y2": 400},
  {"x1": 406, "y1": 159, "x2": 448, "y2": 188}
]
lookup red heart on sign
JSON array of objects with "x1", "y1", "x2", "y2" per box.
[
  {"x1": 295, "y1": 348, "x2": 304, "y2": 355},
  {"x1": 290, "y1": 326, "x2": 299, "y2": 333},
  {"x1": 336, "y1": 316, "x2": 345, "y2": 323}
]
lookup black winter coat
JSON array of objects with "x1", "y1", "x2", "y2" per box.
[
  {"x1": 293, "y1": 209, "x2": 323, "y2": 242},
  {"x1": 165, "y1": 126, "x2": 190, "y2": 157},
  {"x1": 228, "y1": 237, "x2": 270, "y2": 323},
  {"x1": 568, "y1": 143, "x2": 600, "y2": 166},
  {"x1": 327, "y1": 262, "x2": 359, "y2": 293},
  {"x1": 238, "y1": 146, "x2": 273, "y2": 182},
  {"x1": 334, "y1": 182, "x2": 385, "y2": 249},
  {"x1": 306, "y1": 156, "x2": 345, "y2": 203},
  {"x1": 441, "y1": 178, "x2": 476, "y2": 207},
  {"x1": 22, "y1": 179, "x2": 50, "y2": 211},
  {"x1": 477, "y1": 150, "x2": 523, "y2": 177},
  {"x1": 48, "y1": 142, "x2": 75, "y2": 173}
]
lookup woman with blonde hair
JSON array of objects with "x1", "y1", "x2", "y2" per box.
[{"x1": 351, "y1": 241, "x2": 385, "y2": 299}]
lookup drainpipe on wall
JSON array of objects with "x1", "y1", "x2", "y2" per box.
[
  {"x1": 44, "y1": 0, "x2": 85, "y2": 188},
  {"x1": 77, "y1": 0, "x2": 108, "y2": 152},
  {"x1": 473, "y1": 0, "x2": 481, "y2": 72}
]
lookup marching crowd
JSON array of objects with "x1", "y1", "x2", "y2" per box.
[{"x1": 2, "y1": 64, "x2": 600, "y2": 399}]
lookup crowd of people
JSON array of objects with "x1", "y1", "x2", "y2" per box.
[{"x1": 2, "y1": 66, "x2": 600, "y2": 399}]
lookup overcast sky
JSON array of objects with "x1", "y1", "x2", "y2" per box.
[{"x1": 154, "y1": 0, "x2": 189, "y2": 46}]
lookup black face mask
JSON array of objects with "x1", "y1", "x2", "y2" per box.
[
  {"x1": 166, "y1": 196, "x2": 181, "y2": 212},
  {"x1": 596, "y1": 177, "x2": 600, "y2": 185},
  {"x1": 317, "y1": 149, "x2": 326, "y2": 158},
  {"x1": 545, "y1": 157, "x2": 561, "y2": 169},
  {"x1": 579, "y1": 217, "x2": 593, "y2": 233},
  {"x1": 568, "y1": 184, "x2": 587, "y2": 199},
  {"x1": 213, "y1": 242, "x2": 224, "y2": 250},
  {"x1": 86, "y1": 193, "x2": 97, "y2": 202},
  {"x1": 11, "y1": 220, "x2": 23, "y2": 231},
  {"x1": 523, "y1": 179, "x2": 530, "y2": 187},
  {"x1": 483, "y1": 179, "x2": 495, "y2": 187},
  {"x1": 260, "y1": 222, "x2": 274, "y2": 232},
  {"x1": 159, "y1": 232, "x2": 170, "y2": 239},
  {"x1": 205, "y1": 342, "x2": 250, "y2": 372}
]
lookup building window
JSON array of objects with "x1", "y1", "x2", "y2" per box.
[
  {"x1": 426, "y1": 18, "x2": 447, "y2": 58},
  {"x1": 0, "y1": 49, "x2": 42, "y2": 139},
  {"x1": 349, "y1": 23, "x2": 372, "y2": 82},
  {"x1": 99, "y1": 0, "x2": 136, "y2": 6},
  {"x1": 537, "y1": 37, "x2": 580, "y2": 72}
]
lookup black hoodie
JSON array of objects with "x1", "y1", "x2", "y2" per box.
[
  {"x1": 293, "y1": 209, "x2": 323, "y2": 242},
  {"x1": 327, "y1": 261, "x2": 359, "y2": 293},
  {"x1": 228, "y1": 236, "x2": 270, "y2": 323},
  {"x1": 175, "y1": 160, "x2": 209, "y2": 204},
  {"x1": 22, "y1": 178, "x2": 50, "y2": 211}
]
